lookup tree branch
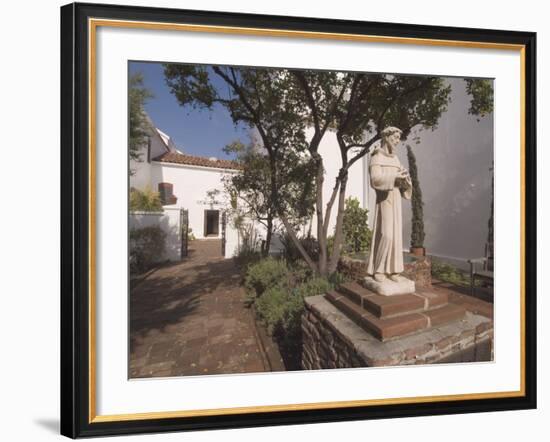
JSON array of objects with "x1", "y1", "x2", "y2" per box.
[
  {"x1": 376, "y1": 78, "x2": 433, "y2": 130},
  {"x1": 292, "y1": 71, "x2": 321, "y2": 134}
]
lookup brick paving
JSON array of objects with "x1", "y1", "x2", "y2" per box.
[{"x1": 129, "y1": 239, "x2": 270, "y2": 378}]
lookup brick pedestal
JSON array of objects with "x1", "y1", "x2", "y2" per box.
[
  {"x1": 301, "y1": 295, "x2": 493, "y2": 370},
  {"x1": 326, "y1": 281, "x2": 466, "y2": 341}
]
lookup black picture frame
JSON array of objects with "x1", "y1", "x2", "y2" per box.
[{"x1": 60, "y1": 2, "x2": 537, "y2": 438}]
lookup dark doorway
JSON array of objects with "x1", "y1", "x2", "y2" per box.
[{"x1": 204, "y1": 210, "x2": 220, "y2": 237}]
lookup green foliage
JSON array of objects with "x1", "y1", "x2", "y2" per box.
[
  {"x1": 244, "y1": 256, "x2": 343, "y2": 368},
  {"x1": 223, "y1": 141, "x2": 277, "y2": 256},
  {"x1": 341, "y1": 197, "x2": 372, "y2": 254},
  {"x1": 233, "y1": 222, "x2": 262, "y2": 273},
  {"x1": 244, "y1": 257, "x2": 290, "y2": 300},
  {"x1": 406, "y1": 145, "x2": 425, "y2": 248},
  {"x1": 254, "y1": 286, "x2": 290, "y2": 335},
  {"x1": 255, "y1": 275, "x2": 332, "y2": 340},
  {"x1": 292, "y1": 276, "x2": 333, "y2": 300},
  {"x1": 163, "y1": 63, "x2": 453, "y2": 274},
  {"x1": 280, "y1": 231, "x2": 319, "y2": 264},
  {"x1": 130, "y1": 187, "x2": 164, "y2": 212},
  {"x1": 327, "y1": 270, "x2": 348, "y2": 287},
  {"x1": 234, "y1": 248, "x2": 262, "y2": 273},
  {"x1": 129, "y1": 226, "x2": 166, "y2": 275},
  {"x1": 431, "y1": 259, "x2": 478, "y2": 287},
  {"x1": 225, "y1": 136, "x2": 317, "y2": 251},
  {"x1": 326, "y1": 235, "x2": 335, "y2": 257},
  {"x1": 465, "y1": 78, "x2": 494, "y2": 119},
  {"x1": 129, "y1": 73, "x2": 153, "y2": 164}
]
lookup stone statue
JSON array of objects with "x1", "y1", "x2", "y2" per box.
[{"x1": 365, "y1": 127, "x2": 414, "y2": 296}]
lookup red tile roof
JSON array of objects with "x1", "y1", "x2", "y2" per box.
[{"x1": 153, "y1": 152, "x2": 242, "y2": 170}]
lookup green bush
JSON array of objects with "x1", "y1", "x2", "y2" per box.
[
  {"x1": 280, "y1": 231, "x2": 319, "y2": 264},
  {"x1": 233, "y1": 223, "x2": 262, "y2": 272},
  {"x1": 255, "y1": 276, "x2": 333, "y2": 339},
  {"x1": 341, "y1": 197, "x2": 372, "y2": 254},
  {"x1": 247, "y1": 256, "x2": 339, "y2": 369},
  {"x1": 244, "y1": 257, "x2": 290, "y2": 300},
  {"x1": 129, "y1": 226, "x2": 166, "y2": 275},
  {"x1": 292, "y1": 276, "x2": 333, "y2": 299},
  {"x1": 130, "y1": 187, "x2": 164, "y2": 212},
  {"x1": 255, "y1": 286, "x2": 289, "y2": 335},
  {"x1": 431, "y1": 259, "x2": 475, "y2": 287},
  {"x1": 234, "y1": 248, "x2": 262, "y2": 272}
]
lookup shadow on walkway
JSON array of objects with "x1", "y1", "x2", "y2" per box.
[{"x1": 130, "y1": 239, "x2": 273, "y2": 378}]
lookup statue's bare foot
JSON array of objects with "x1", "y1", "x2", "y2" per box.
[
  {"x1": 389, "y1": 273, "x2": 403, "y2": 282},
  {"x1": 374, "y1": 273, "x2": 387, "y2": 282}
]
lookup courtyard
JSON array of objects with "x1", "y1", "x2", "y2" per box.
[{"x1": 130, "y1": 239, "x2": 284, "y2": 378}]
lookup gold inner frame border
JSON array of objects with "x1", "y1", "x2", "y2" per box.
[{"x1": 87, "y1": 17, "x2": 527, "y2": 423}]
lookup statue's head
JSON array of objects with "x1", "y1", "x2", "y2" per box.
[{"x1": 381, "y1": 126, "x2": 403, "y2": 154}]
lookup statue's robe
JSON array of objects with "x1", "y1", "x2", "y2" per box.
[{"x1": 366, "y1": 148, "x2": 412, "y2": 276}]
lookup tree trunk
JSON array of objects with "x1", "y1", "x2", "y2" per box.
[
  {"x1": 263, "y1": 215, "x2": 273, "y2": 258},
  {"x1": 327, "y1": 173, "x2": 348, "y2": 274},
  {"x1": 314, "y1": 154, "x2": 328, "y2": 276},
  {"x1": 279, "y1": 214, "x2": 319, "y2": 273}
]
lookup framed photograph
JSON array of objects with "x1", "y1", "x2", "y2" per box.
[{"x1": 60, "y1": 2, "x2": 536, "y2": 438}]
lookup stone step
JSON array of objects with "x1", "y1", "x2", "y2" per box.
[
  {"x1": 325, "y1": 290, "x2": 466, "y2": 341},
  {"x1": 337, "y1": 281, "x2": 448, "y2": 319},
  {"x1": 423, "y1": 302, "x2": 467, "y2": 327}
]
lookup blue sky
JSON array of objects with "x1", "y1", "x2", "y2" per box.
[{"x1": 129, "y1": 61, "x2": 249, "y2": 159}]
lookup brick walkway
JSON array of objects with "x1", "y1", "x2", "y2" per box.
[{"x1": 129, "y1": 239, "x2": 271, "y2": 378}]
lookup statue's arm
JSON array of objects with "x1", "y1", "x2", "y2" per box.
[
  {"x1": 397, "y1": 172, "x2": 412, "y2": 199},
  {"x1": 370, "y1": 165, "x2": 397, "y2": 191},
  {"x1": 400, "y1": 177, "x2": 413, "y2": 200}
]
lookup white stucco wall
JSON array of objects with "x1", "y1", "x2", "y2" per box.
[
  {"x1": 223, "y1": 216, "x2": 241, "y2": 259},
  {"x1": 150, "y1": 162, "x2": 235, "y2": 239},
  {"x1": 131, "y1": 127, "x2": 371, "y2": 261},
  {"x1": 129, "y1": 208, "x2": 182, "y2": 262}
]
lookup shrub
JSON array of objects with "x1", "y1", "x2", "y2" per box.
[
  {"x1": 233, "y1": 221, "x2": 262, "y2": 273},
  {"x1": 328, "y1": 271, "x2": 348, "y2": 287},
  {"x1": 280, "y1": 231, "x2": 319, "y2": 264},
  {"x1": 326, "y1": 234, "x2": 335, "y2": 257},
  {"x1": 285, "y1": 277, "x2": 334, "y2": 340},
  {"x1": 287, "y1": 259, "x2": 314, "y2": 286},
  {"x1": 237, "y1": 220, "x2": 261, "y2": 252},
  {"x1": 130, "y1": 187, "x2": 164, "y2": 212},
  {"x1": 255, "y1": 276, "x2": 334, "y2": 349},
  {"x1": 244, "y1": 257, "x2": 290, "y2": 300},
  {"x1": 431, "y1": 258, "x2": 476, "y2": 287},
  {"x1": 129, "y1": 226, "x2": 166, "y2": 275},
  {"x1": 248, "y1": 256, "x2": 338, "y2": 369},
  {"x1": 255, "y1": 286, "x2": 289, "y2": 335},
  {"x1": 292, "y1": 276, "x2": 333, "y2": 299},
  {"x1": 341, "y1": 197, "x2": 372, "y2": 254},
  {"x1": 234, "y1": 248, "x2": 262, "y2": 272}
]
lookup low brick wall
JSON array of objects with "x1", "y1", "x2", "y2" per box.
[
  {"x1": 301, "y1": 295, "x2": 493, "y2": 370},
  {"x1": 337, "y1": 254, "x2": 432, "y2": 287}
]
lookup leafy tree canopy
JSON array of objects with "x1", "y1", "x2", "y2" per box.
[
  {"x1": 163, "y1": 64, "x2": 454, "y2": 274},
  {"x1": 129, "y1": 72, "x2": 153, "y2": 163},
  {"x1": 465, "y1": 78, "x2": 494, "y2": 119}
]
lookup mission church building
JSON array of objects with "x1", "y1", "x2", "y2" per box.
[{"x1": 129, "y1": 114, "x2": 374, "y2": 261}]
